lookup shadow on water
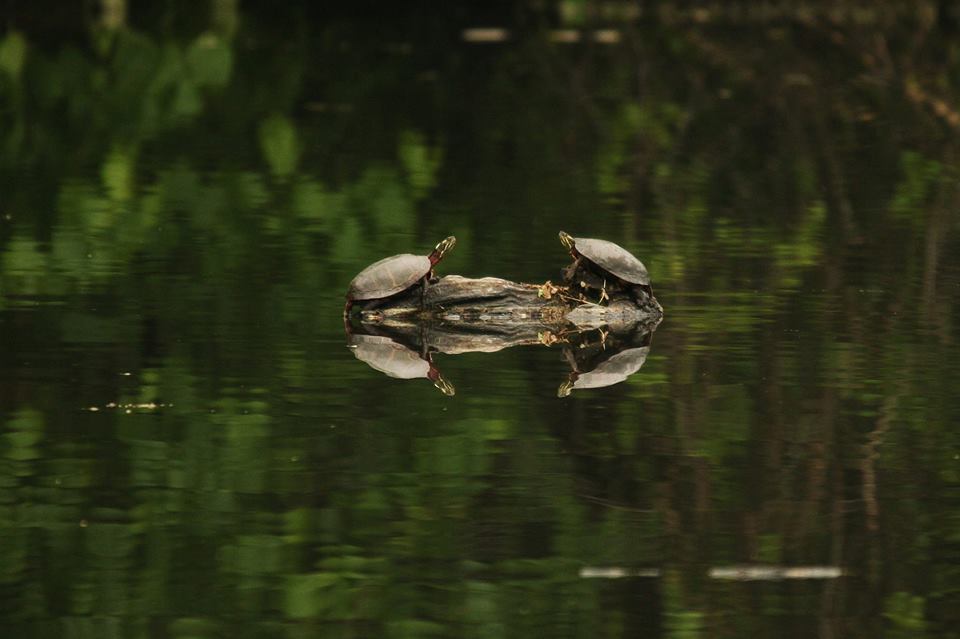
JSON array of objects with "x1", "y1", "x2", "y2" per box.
[{"x1": 0, "y1": 2, "x2": 959, "y2": 637}]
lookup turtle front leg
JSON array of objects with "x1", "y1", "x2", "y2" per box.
[
  {"x1": 599, "y1": 279, "x2": 610, "y2": 305},
  {"x1": 419, "y1": 272, "x2": 433, "y2": 310}
]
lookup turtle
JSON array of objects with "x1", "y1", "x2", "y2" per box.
[
  {"x1": 558, "y1": 231, "x2": 652, "y2": 304},
  {"x1": 557, "y1": 328, "x2": 652, "y2": 397},
  {"x1": 348, "y1": 333, "x2": 455, "y2": 395},
  {"x1": 344, "y1": 236, "x2": 456, "y2": 317},
  {"x1": 557, "y1": 344, "x2": 650, "y2": 397}
]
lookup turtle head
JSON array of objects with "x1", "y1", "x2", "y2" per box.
[
  {"x1": 558, "y1": 231, "x2": 576, "y2": 252},
  {"x1": 430, "y1": 236, "x2": 457, "y2": 265},
  {"x1": 434, "y1": 376, "x2": 456, "y2": 396},
  {"x1": 557, "y1": 369, "x2": 581, "y2": 397},
  {"x1": 428, "y1": 367, "x2": 456, "y2": 396}
]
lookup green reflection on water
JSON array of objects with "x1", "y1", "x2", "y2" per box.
[{"x1": 1, "y1": 3, "x2": 959, "y2": 638}]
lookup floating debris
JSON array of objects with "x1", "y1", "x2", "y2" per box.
[
  {"x1": 579, "y1": 565, "x2": 846, "y2": 580},
  {"x1": 537, "y1": 280, "x2": 560, "y2": 300},
  {"x1": 580, "y1": 567, "x2": 661, "y2": 579},
  {"x1": 463, "y1": 28, "x2": 624, "y2": 45},
  {"x1": 709, "y1": 565, "x2": 845, "y2": 580},
  {"x1": 85, "y1": 402, "x2": 174, "y2": 412},
  {"x1": 462, "y1": 28, "x2": 508, "y2": 43},
  {"x1": 537, "y1": 331, "x2": 563, "y2": 347}
]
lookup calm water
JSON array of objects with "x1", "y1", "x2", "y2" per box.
[{"x1": 2, "y1": 4, "x2": 959, "y2": 637}]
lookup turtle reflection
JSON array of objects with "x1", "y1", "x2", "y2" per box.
[
  {"x1": 346, "y1": 318, "x2": 654, "y2": 398},
  {"x1": 558, "y1": 328, "x2": 652, "y2": 397},
  {"x1": 347, "y1": 332, "x2": 455, "y2": 396}
]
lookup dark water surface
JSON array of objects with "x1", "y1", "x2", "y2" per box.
[{"x1": 2, "y1": 4, "x2": 959, "y2": 637}]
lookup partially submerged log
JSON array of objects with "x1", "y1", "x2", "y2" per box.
[
  {"x1": 357, "y1": 275, "x2": 663, "y2": 331},
  {"x1": 366, "y1": 276, "x2": 565, "y2": 322}
]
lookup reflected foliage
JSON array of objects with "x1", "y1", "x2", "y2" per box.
[{"x1": 1, "y1": 2, "x2": 959, "y2": 638}]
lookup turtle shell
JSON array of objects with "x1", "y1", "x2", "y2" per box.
[
  {"x1": 570, "y1": 346, "x2": 650, "y2": 390},
  {"x1": 348, "y1": 334, "x2": 431, "y2": 379},
  {"x1": 347, "y1": 253, "x2": 431, "y2": 301},
  {"x1": 558, "y1": 345, "x2": 650, "y2": 396},
  {"x1": 571, "y1": 237, "x2": 650, "y2": 286}
]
